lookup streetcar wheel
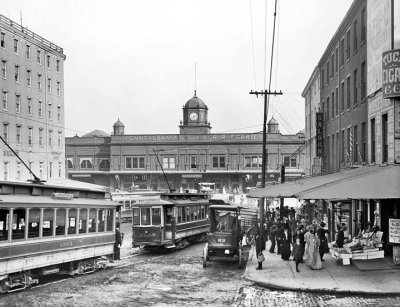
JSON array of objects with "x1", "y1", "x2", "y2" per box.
[
  {"x1": 203, "y1": 244, "x2": 208, "y2": 268},
  {"x1": 238, "y1": 248, "x2": 243, "y2": 269}
]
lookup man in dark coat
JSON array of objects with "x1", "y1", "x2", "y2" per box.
[
  {"x1": 317, "y1": 221, "x2": 330, "y2": 261},
  {"x1": 269, "y1": 222, "x2": 277, "y2": 253},
  {"x1": 255, "y1": 228, "x2": 263, "y2": 270},
  {"x1": 114, "y1": 222, "x2": 122, "y2": 261},
  {"x1": 280, "y1": 225, "x2": 292, "y2": 260}
]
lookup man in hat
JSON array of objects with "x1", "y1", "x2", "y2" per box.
[
  {"x1": 317, "y1": 221, "x2": 330, "y2": 262},
  {"x1": 114, "y1": 222, "x2": 123, "y2": 261}
]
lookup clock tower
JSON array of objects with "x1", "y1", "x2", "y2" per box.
[{"x1": 179, "y1": 91, "x2": 212, "y2": 135}]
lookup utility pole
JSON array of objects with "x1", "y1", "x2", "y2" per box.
[
  {"x1": 249, "y1": 89, "x2": 282, "y2": 249},
  {"x1": 280, "y1": 163, "x2": 285, "y2": 220}
]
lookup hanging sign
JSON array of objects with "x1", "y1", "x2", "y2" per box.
[
  {"x1": 316, "y1": 112, "x2": 324, "y2": 157},
  {"x1": 382, "y1": 49, "x2": 400, "y2": 99}
]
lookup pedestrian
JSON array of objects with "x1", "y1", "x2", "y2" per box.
[
  {"x1": 255, "y1": 229, "x2": 264, "y2": 270},
  {"x1": 269, "y1": 222, "x2": 277, "y2": 253},
  {"x1": 336, "y1": 225, "x2": 345, "y2": 248},
  {"x1": 306, "y1": 226, "x2": 322, "y2": 270},
  {"x1": 292, "y1": 236, "x2": 303, "y2": 272},
  {"x1": 296, "y1": 225, "x2": 305, "y2": 262},
  {"x1": 317, "y1": 221, "x2": 330, "y2": 261},
  {"x1": 276, "y1": 222, "x2": 283, "y2": 255},
  {"x1": 114, "y1": 222, "x2": 122, "y2": 261},
  {"x1": 280, "y1": 225, "x2": 292, "y2": 260}
]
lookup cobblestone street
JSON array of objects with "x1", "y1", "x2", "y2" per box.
[{"x1": 236, "y1": 286, "x2": 400, "y2": 307}]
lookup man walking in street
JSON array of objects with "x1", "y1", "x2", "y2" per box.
[{"x1": 114, "y1": 222, "x2": 122, "y2": 261}]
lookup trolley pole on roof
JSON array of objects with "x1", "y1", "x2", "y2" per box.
[
  {"x1": 153, "y1": 149, "x2": 173, "y2": 193},
  {"x1": 249, "y1": 90, "x2": 282, "y2": 249}
]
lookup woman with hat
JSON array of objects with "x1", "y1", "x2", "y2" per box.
[{"x1": 317, "y1": 221, "x2": 330, "y2": 262}]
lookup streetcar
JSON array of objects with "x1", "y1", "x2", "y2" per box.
[
  {"x1": 131, "y1": 192, "x2": 210, "y2": 249},
  {"x1": 0, "y1": 180, "x2": 120, "y2": 293},
  {"x1": 111, "y1": 190, "x2": 161, "y2": 222}
]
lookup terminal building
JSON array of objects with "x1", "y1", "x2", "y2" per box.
[{"x1": 66, "y1": 91, "x2": 306, "y2": 192}]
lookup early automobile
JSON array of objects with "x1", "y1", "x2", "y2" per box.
[{"x1": 202, "y1": 204, "x2": 244, "y2": 268}]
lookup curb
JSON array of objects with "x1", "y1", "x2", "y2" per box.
[{"x1": 244, "y1": 275, "x2": 400, "y2": 296}]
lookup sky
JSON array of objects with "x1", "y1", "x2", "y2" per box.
[{"x1": 2, "y1": 0, "x2": 353, "y2": 137}]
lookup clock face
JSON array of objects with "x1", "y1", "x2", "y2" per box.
[{"x1": 189, "y1": 112, "x2": 198, "y2": 121}]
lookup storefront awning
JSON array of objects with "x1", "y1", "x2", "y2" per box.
[
  {"x1": 248, "y1": 165, "x2": 400, "y2": 200},
  {"x1": 297, "y1": 165, "x2": 400, "y2": 200}
]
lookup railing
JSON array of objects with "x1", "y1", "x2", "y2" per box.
[{"x1": 0, "y1": 14, "x2": 64, "y2": 54}]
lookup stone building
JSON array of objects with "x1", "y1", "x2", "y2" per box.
[
  {"x1": 0, "y1": 14, "x2": 66, "y2": 181},
  {"x1": 66, "y1": 92, "x2": 306, "y2": 192}
]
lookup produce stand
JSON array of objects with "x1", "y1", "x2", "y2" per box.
[{"x1": 330, "y1": 231, "x2": 384, "y2": 265}]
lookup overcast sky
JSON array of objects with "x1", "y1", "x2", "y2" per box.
[{"x1": 3, "y1": 0, "x2": 352, "y2": 137}]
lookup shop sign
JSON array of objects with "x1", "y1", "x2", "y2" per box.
[
  {"x1": 382, "y1": 49, "x2": 400, "y2": 99},
  {"x1": 316, "y1": 112, "x2": 323, "y2": 157},
  {"x1": 388, "y1": 218, "x2": 400, "y2": 244}
]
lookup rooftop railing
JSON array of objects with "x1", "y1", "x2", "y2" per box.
[{"x1": 0, "y1": 13, "x2": 64, "y2": 54}]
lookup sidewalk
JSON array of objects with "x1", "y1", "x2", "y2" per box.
[{"x1": 244, "y1": 241, "x2": 400, "y2": 295}]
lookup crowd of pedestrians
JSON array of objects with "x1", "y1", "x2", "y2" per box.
[{"x1": 257, "y1": 207, "x2": 331, "y2": 273}]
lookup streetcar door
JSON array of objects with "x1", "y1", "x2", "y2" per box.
[{"x1": 164, "y1": 205, "x2": 175, "y2": 242}]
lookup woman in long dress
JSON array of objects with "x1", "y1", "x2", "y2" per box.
[
  {"x1": 303, "y1": 226, "x2": 312, "y2": 262},
  {"x1": 305, "y1": 227, "x2": 322, "y2": 270}
]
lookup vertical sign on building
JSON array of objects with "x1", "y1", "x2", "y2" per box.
[
  {"x1": 382, "y1": 49, "x2": 400, "y2": 99},
  {"x1": 316, "y1": 112, "x2": 324, "y2": 157}
]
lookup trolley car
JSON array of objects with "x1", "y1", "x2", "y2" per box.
[
  {"x1": 111, "y1": 190, "x2": 161, "y2": 222},
  {"x1": 131, "y1": 192, "x2": 210, "y2": 249},
  {"x1": 0, "y1": 180, "x2": 119, "y2": 293}
]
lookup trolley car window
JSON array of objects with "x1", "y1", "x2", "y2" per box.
[
  {"x1": 43, "y1": 209, "x2": 54, "y2": 237},
  {"x1": 133, "y1": 208, "x2": 140, "y2": 225},
  {"x1": 68, "y1": 209, "x2": 77, "y2": 234},
  {"x1": 89, "y1": 209, "x2": 97, "y2": 232},
  {"x1": 28, "y1": 208, "x2": 40, "y2": 239},
  {"x1": 190, "y1": 207, "x2": 194, "y2": 220},
  {"x1": 106, "y1": 209, "x2": 113, "y2": 231},
  {"x1": 186, "y1": 207, "x2": 190, "y2": 222},
  {"x1": 152, "y1": 208, "x2": 161, "y2": 225},
  {"x1": 79, "y1": 209, "x2": 87, "y2": 234},
  {"x1": 12, "y1": 208, "x2": 26, "y2": 240},
  {"x1": 140, "y1": 208, "x2": 150, "y2": 225},
  {"x1": 56, "y1": 209, "x2": 66, "y2": 236},
  {"x1": 98, "y1": 209, "x2": 106, "y2": 232},
  {"x1": 177, "y1": 207, "x2": 182, "y2": 223},
  {"x1": 0, "y1": 209, "x2": 9, "y2": 241},
  {"x1": 201, "y1": 206, "x2": 205, "y2": 219}
]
